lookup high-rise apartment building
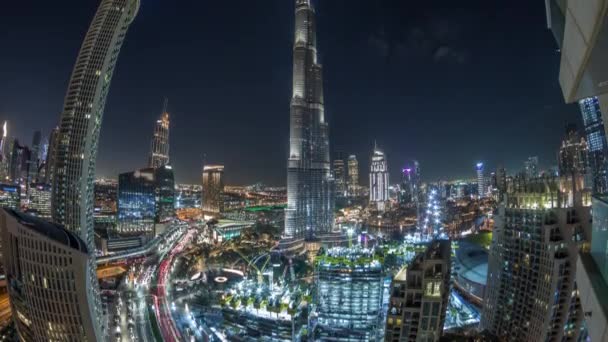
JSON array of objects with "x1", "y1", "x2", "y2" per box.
[
  {"x1": 481, "y1": 176, "x2": 590, "y2": 341},
  {"x1": 0, "y1": 209, "x2": 100, "y2": 341},
  {"x1": 348, "y1": 154, "x2": 359, "y2": 197},
  {"x1": 333, "y1": 152, "x2": 347, "y2": 197},
  {"x1": 524, "y1": 156, "x2": 539, "y2": 179},
  {"x1": 370, "y1": 145, "x2": 389, "y2": 211},
  {"x1": 49, "y1": 1, "x2": 140, "y2": 338},
  {"x1": 149, "y1": 100, "x2": 170, "y2": 169},
  {"x1": 546, "y1": 4, "x2": 608, "y2": 341},
  {"x1": 476, "y1": 162, "x2": 485, "y2": 198},
  {"x1": 386, "y1": 240, "x2": 451, "y2": 342},
  {"x1": 285, "y1": 0, "x2": 334, "y2": 240},
  {"x1": 117, "y1": 165, "x2": 175, "y2": 235},
  {"x1": 558, "y1": 124, "x2": 589, "y2": 176},
  {"x1": 202, "y1": 165, "x2": 224, "y2": 214},
  {"x1": 313, "y1": 247, "x2": 385, "y2": 340}
]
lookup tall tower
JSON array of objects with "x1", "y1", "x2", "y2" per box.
[
  {"x1": 333, "y1": 152, "x2": 346, "y2": 197},
  {"x1": 347, "y1": 155, "x2": 359, "y2": 196},
  {"x1": 476, "y1": 162, "x2": 485, "y2": 198},
  {"x1": 149, "y1": 99, "x2": 170, "y2": 168},
  {"x1": 285, "y1": 0, "x2": 334, "y2": 240},
  {"x1": 369, "y1": 145, "x2": 389, "y2": 211},
  {"x1": 50, "y1": 1, "x2": 140, "y2": 340}
]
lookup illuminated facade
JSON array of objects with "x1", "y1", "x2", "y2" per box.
[
  {"x1": 202, "y1": 165, "x2": 224, "y2": 214},
  {"x1": 26, "y1": 183, "x2": 51, "y2": 219},
  {"x1": 0, "y1": 183, "x2": 20, "y2": 210},
  {"x1": 313, "y1": 247, "x2": 385, "y2": 340},
  {"x1": 370, "y1": 146, "x2": 389, "y2": 211},
  {"x1": 333, "y1": 152, "x2": 347, "y2": 197},
  {"x1": 149, "y1": 100, "x2": 170, "y2": 169},
  {"x1": 579, "y1": 97, "x2": 608, "y2": 193},
  {"x1": 285, "y1": 0, "x2": 334, "y2": 240},
  {"x1": 385, "y1": 240, "x2": 451, "y2": 342},
  {"x1": 476, "y1": 162, "x2": 485, "y2": 197},
  {"x1": 117, "y1": 165, "x2": 174, "y2": 235},
  {"x1": 524, "y1": 156, "x2": 539, "y2": 179},
  {"x1": 348, "y1": 154, "x2": 359, "y2": 197},
  {"x1": 43, "y1": 127, "x2": 59, "y2": 184},
  {"x1": 1, "y1": 209, "x2": 99, "y2": 341},
  {"x1": 481, "y1": 176, "x2": 590, "y2": 341},
  {"x1": 558, "y1": 124, "x2": 589, "y2": 176}
]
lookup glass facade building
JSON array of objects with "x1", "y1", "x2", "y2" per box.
[
  {"x1": 202, "y1": 165, "x2": 224, "y2": 214},
  {"x1": 0, "y1": 183, "x2": 20, "y2": 210},
  {"x1": 579, "y1": 97, "x2": 608, "y2": 193},
  {"x1": 313, "y1": 247, "x2": 385, "y2": 340},
  {"x1": 26, "y1": 183, "x2": 51, "y2": 219},
  {"x1": 118, "y1": 166, "x2": 174, "y2": 235},
  {"x1": 285, "y1": 0, "x2": 334, "y2": 240}
]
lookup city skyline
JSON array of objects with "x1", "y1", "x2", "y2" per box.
[{"x1": 1, "y1": 0, "x2": 580, "y2": 185}]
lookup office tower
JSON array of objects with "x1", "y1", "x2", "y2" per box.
[
  {"x1": 481, "y1": 176, "x2": 590, "y2": 341},
  {"x1": 26, "y1": 183, "x2": 52, "y2": 219},
  {"x1": 202, "y1": 165, "x2": 224, "y2": 214},
  {"x1": 386, "y1": 240, "x2": 451, "y2": 342},
  {"x1": 348, "y1": 154, "x2": 359, "y2": 197},
  {"x1": 285, "y1": 0, "x2": 334, "y2": 240},
  {"x1": 496, "y1": 165, "x2": 507, "y2": 194},
  {"x1": 524, "y1": 156, "x2": 539, "y2": 179},
  {"x1": 43, "y1": 127, "x2": 59, "y2": 184},
  {"x1": 558, "y1": 124, "x2": 589, "y2": 176},
  {"x1": 0, "y1": 209, "x2": 99, "y2": 341},
  {"x1": 148, "y1": 100, "x2": 170, "y2": 169},
  {"x1": 0, "y1": 184, "x2": 20, "y2": 210},
  {"x1": 27, "y1": 130, "x2": 41, "y2": 184},
  {"x1": 412, "y1": 160, "x2": 422, "y2": 202},
  {"x1": 333, "y1": 152, "x2": 347, "y2": 197},
  {"x1": 476, "y1": 162, "x2": 485, "y2": 197},
  {"x1": 370, "y1": 145, "x2": 389, "y2": 211},
  {"x1": 579, "y1": 97, "x2": 608, "y2": 193},
  {"x1": 313, "y1": 247, "x2": 384, "y2": 340},
  {"x1": 49, "y1": 1, "x2": 139, "y2": 339},
  {"x1": 0, "y1": 121, "x2": 10, "y2": 181},
  {"x1": 400, "y1": 167, "x2": 413, "y2": 204},
  {"x1": 117, "y1": 165, "x2": 175, "y2": 235}
]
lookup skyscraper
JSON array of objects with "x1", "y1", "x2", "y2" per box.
[
  {"x1": 27, "y1": 130, "x2": 41, "y2": 185},
  {"x1": 386, "y1": 240, "x2": 451, "y2": 342},
  {"x1": 333, "y1": 152, "x2": 347, "y2": 197},
  {"x1": 313, "y1": 247, "x2": 385, "y2": 340},
  {"x1": 0, "y1": 121, "x2": 10, "y2": 181},
  {"x1": 481, "y1": 175, "x2": 590, "y2": 341},
  {"x1": 43, "y1": 127, "x2": 59, "y2": 184},
  {"x1": 0, "y1": 209, "x2": 99, "y2": 341},
  {"x1": 579, "y1": 96, "x2": 608, "y2": 193},
  {"x1": 202, "y1": 165, "x2": 224, "y2": 214},
  {"x1": 476, "y1": 162, "x2": 485, "y2": 198},
  {"x1": 348, "y1": 154, "x2": 359, "y2": 197},
  {"x1": 50, "y1": 1, "x2": 140, "y2": 339},
  {"x1": 285, "y1": 0, "x2": 334, "y2": 240},
  {"x1": 400, "y1": 167, "x2": 413, "y2": 204},
  {"x1": 496, "y1": 165, "x2": 507, "y2": 194},
  {"x1": 149, "y1": 99, "x2": 170, "y2": 169},
  {"x1": 370, "y1": 145, "x2": 390, "y2": 211},
  {"x1": 558, "y1": 124, "x2": 589, "y2": 176},
  {"x1": 524, "y1": 156, "x2": 539, "y2": 179}
]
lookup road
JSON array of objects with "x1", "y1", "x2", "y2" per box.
[{"x1": 154, "y1": 228, "x2": 196, "y2": 342}]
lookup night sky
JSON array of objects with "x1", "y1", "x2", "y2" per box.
[{"x1": 0, "y1": 0, "x2": 580, "y2": 185}]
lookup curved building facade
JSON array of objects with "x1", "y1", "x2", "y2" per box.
[
  {"x1": 1, "y1": 209, "x2": 99, "y2": 341},
  {"x1": 50, "y1": 0, "x2": 140, "y2": 338},
  {"x1": 285, "y1": 0, "x2": 334, "y2": 240}
]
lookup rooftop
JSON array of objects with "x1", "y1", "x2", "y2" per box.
[{"x1": 5, "y1": 209, "x2": 88, "y2": 254}]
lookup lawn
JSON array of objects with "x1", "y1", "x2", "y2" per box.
[{"x1": 465, "y1": 231, "x2": 493, "y2": 249}]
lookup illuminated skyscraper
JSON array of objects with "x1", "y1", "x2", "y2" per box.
[
  {"x1": 481, "y1": 176, "x2": 590, "y2": 341},
  {"x1": 476, "y1": 162, "x2": 485, "y2": 197},
  {"x1": 285, "y1": 0, "x2": 334, "y2": 240},
  {"x1": 333, "y1": 152, "x2": 347, "y2": 197},
  {"x1": 579, "y1": 97, "x2": 608, "y2": 193},
  {"x1": 370, "y1": 145, "x2": 389, "y2": 211},
  {"x1": 558, "y1": 124, "x2": 589, "y2": 176},
  {"x1": 49, "y1": 1, "x2": 140, "y2": 339},
  {"x1": 27, "y1": 130, "x2": 41, "y2": 185},
  {"x1": 348, "y1": 155, "x2": 359, "y2": 197},
  {"x1": 43, "y1": 127, "x2": 59, "y2": 184},
  {"x1": 202, "y1": 165, "x2": 224, "y2": 214},
  {"x1": 524, "y1": 156, "x2": 539, "y2": 179},
  {"x1": 149, "y1": 99, "x2": 170, "y2": 169}
]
